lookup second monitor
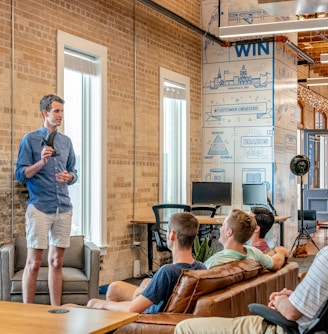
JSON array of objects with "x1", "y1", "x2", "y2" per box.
[{"x1": 242, "y1": 183, "x2": 268, "y2": 206}]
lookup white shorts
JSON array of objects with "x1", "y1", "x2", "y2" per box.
[{"x1": 25, "y1": 204, "x2": 72, "y2": 249}]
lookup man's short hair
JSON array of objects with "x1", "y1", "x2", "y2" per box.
[
  {"x1": 226, "y1": 209, "x2": 257, "y2": 244},
  {"x1": 40, "y1": 94, "x2": 65, "y2": 113},
  {"x1": 251, "y1": 206, "x2": 275, "y2": 238},
  {"x1": 168, "y1": 212, "x2": 199, "y2": 249}
]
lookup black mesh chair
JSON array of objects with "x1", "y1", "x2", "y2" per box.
[
  {"x1": 248, "y1": 298, "x2": 328, "y2": 334},
  {"x1": 152, "y1": 204, "x2": 191, "y2": 252},
  {"x1": 191, "y1": 205, "x2": 217, "y2": 244}
]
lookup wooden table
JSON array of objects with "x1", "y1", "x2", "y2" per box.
[
  {"x1": 131, "y1": 214, "x2": 290, "y2": 274},
  {"x1": 0, "y1": 301, "x2": 138, "y2": 334},
  {"x1": 318, "y1": 221, "x2": 328, "y2": 245},
  {"x1": 273, "y1": 215, "x2": 290, "y2": 246}
]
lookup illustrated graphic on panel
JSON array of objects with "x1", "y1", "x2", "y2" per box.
[
  {"x1": 227, "y1": 8, "x2": 270, "y2": 25},
  {"x1": 241, "y1": 129, "x2": 272, "y2": 160},
  {"x1": 208, "y1": 132, "x2": 229, "y2": 155},
  {"x1": 242, "y1": 167, "x2": 266, "y2": 185},
  {"x1": 208, "y1": 65, "x2": 271, "y2": 90},
  {"x1": 205, "y1": 168, "x2": 226, "y2": 182}
]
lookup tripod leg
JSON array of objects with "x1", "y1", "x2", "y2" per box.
[
  {"x1": 290, "y1": 233, "x2": 302, "y2": 253},
  {"x1": 301, "y1": 228, "x2": 320, "y2": 251}
]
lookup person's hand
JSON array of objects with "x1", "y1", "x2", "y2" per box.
[
  {"x1": 274, "y1": 246, "x2": 290, "y2": 258},
  {"x1": 56, "y1": 170, "x2": 72, "y2": 184},
  {"x1": 41, "y1": 146, "x2": 54, "y2": 165},
  {"x1": 268, "y1": 294, "x2": 288, "y2": 310},
  {"x1": 268, "y1": 288, "x2": 292, "y2": 308},
  {"x1": 87, "y1": 298, "x2": 105, "y2": 309}
]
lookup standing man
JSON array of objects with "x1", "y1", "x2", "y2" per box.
[{"x1": 16, "y1": 94, "x2": 77, "y2": 305}]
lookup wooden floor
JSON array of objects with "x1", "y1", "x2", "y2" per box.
[{"x1": 290, "y1": 225, "x2": 327, "y2": 274}]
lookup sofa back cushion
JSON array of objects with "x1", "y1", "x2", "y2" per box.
[
  {"x1": 15, "y1": 235, "x2": 84, "y2": 270},
  {"x1": 164, "y1": 259, "x2": 263, "y2": 314}
]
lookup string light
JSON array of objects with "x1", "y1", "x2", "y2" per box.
[{"x1": 298, "y1": 85, "x2": 328, "y2": 111}]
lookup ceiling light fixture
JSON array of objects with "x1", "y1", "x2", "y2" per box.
[
  {"x1": 218, "y1": 17, "x2": 328, "y2": 39},
  {"x1": 320, "y1": 53, "x2": 328, "y2": 63},
  {"x1": 319, "y1": 32, "x2": 328, "y2": 42},
  {"x1": 307, "y1": 77, "x2": 328, "y2": 86},
  {"x1": 283, "y1": 39, "x2": 315, "y2": 64}
]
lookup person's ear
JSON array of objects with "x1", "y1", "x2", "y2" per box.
[
  {"x1": 41, "y1": 109, "x2": 48, "y2": 118},
  {"x1": 227, "y1": 228, "x2": 233, "y2": 237},
  {"x1": 168, "y1": 229, "x2": 176, "y2": 241}
]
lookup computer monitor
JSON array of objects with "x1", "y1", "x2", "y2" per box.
[
  {"x1": 242, "y1": 183, "x2": 268, "y2": 206},
  {"x1": 192, "y1": 182, "x2": 232, "y2": 207}
]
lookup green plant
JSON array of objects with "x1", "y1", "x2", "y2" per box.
[{"x1": 193, "y1": 236, "x2": 213, "y2": 263}]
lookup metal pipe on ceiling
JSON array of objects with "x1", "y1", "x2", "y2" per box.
[
  {"x1": 137, "y1": 0, "x2": 227, "y2": 46},
  {"x1": 137, "y1": 0, "x2": 315, "y2": 64}
]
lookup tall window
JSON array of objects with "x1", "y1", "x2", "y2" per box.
[
  {"x1": 159, "y1": 68, "x2": 190, "y2": 204},
  {"x1": 57, "y1": 31, "x2": 107, "y2": 250},
  {"x1": 315, "y1": 111, "x2": 326, "y2": 129}
]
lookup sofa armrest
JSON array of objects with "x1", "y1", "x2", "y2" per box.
[
  {"x1": 0, "y1": 244, "x2": 15, "y2": 301},
  {"x1": 114, "y1": 313, "x2": 197, "y2": 334},
  {"x1": 84, "y1": 241, "x2": 100, "y2": 299}
]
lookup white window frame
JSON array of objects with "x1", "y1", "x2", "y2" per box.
[
  {"x1": 57, "y1": 30, "x2": 108, "y2": 252},
  {"x1": 159, "y1": 67, "x2": 190, "y2": 204}
]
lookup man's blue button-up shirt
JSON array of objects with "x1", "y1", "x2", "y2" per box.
[{"x1": 16, "y1": 126, "x2": 78, "y2": 214}]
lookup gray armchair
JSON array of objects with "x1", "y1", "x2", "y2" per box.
[{"x1": 0, "y1": 235, "x2": 100, "y2": 305}]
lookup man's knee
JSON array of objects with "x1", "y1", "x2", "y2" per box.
[
  {"x1": 25, "y1": 259, "x2": 42, "y2": 273},
  {"x1": 48, "y1": 256, "x2": 64, "y2": 270},
  {"x1": 106, "y1": 281, "x2": 123, "y2": 300}
]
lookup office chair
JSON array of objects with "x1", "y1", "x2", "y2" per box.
[
  {"x1": 191, "y1": 205, "x2": 217, "y2": 244},
  {"x1": 248, "y1": 298, "x2": 328, "y2": 334},
  {"x1": 297, "y1": 210, "x2": 317, "y2": 235},
  {"x1": 152, "y1": 204, "x2": 191, "y2": 252}
]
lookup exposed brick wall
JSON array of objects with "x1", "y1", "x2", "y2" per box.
[{"x1": 0, "y1": 0, "x2": 202, "y2": 284}]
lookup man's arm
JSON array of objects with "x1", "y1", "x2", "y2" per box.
[
  {"x1": 87, "y1": 294, "x2": 153, "y2": 313},
  {"x1": 270, "y1": 246, "x2": 289, "y2": 270},
  {"x1": 23, "y1": 146, "x2": 53, "y2": 179}
]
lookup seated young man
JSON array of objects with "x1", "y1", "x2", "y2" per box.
[
  {"x1": 175, "y1": 245, "x2": 328, "y2": 334},
  {"x1": 204, "y1": 209, "x2": 289, "y2": 271},
  {"x1": 250, "y1": 206, "x2": 275, "y2": 252},
  {"x1": 87, "y1": 212, "x2": 206, "y2": 313}
]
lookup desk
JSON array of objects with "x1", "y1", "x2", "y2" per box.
[
  {"x1": 318, "y1": 221, "x2": 328, "y2": 245},
  {"x1": 273, "y1": 215, "x2": 290, "y2": 246},
  {"x1": 131, "y1": 215, "x2": 290, "y2": 273},
  {"x1": 0, "y1": 301, "x2": 138, "y2": 334}
]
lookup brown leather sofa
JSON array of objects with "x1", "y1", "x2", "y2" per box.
[{"x1": 115, "y1": 259, "x2": 299, "y2": 334}]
